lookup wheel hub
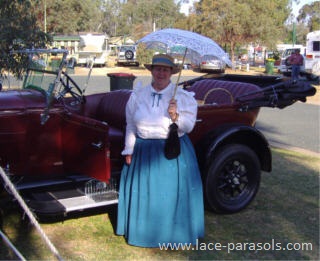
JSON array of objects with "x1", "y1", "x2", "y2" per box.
[{"x1": 220, "y1": 160, "x2": 247, "y2": 198}]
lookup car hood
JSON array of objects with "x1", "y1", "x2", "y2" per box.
[{"x1": 0, "y1": 89, "x2": 47, "y2": 111}]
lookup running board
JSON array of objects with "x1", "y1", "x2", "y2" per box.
[
  {"x1": 58, "y1": 192, "x2": 118, "y2": 212},
  {"x1": 21, "y1": 179, "x2": 119, "y2": 217}
]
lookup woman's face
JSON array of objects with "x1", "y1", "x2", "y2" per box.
[{"x1": 151, "y1": 65, "x2": 173, "y2": 91}]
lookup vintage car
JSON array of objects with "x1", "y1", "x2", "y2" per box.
[{"x1": 0, "y1": 49, "x2": 316, "y2": 218}]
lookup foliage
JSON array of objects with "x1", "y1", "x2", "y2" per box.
[
  {"x1": 117, "y1": 0, "x2": 181, "y2": 41},
  {"x1": 98, "y1": 0, "x2": 182, "y2": 42},
  {"x1": 136, "y1": 43, "x2": 154, "y2": 68},
  {"x1": 100, "y1": 0, "x2": 123, "y2": 37},
  {"x1": 283, "y1": 1, "x2": 319, "y2": 45},
  {"x1": 32, "y1": 0, "x2": 102, "y2": 34},
  {"x1": 297, "y1": 1, "x2": 320, "y2": 32},
  {"x1": 191, "y1": 0, "x2": 290, "y2": 62},
  {"x1": 284, "y1": 22, "x2": 310, "y2": 45},
  {"x1": 0, "y1": 0, "x2": 51, "y2": 77}
]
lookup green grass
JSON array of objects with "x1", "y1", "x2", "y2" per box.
[{"x1": 1, "y1": 148, "x2": 319, "y2": 260}]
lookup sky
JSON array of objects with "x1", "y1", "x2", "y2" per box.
[
  {"x1": 291, "y1": 0, "x2": 317, "y2": 17},
  {"x1": 179, "y1": 0, "x2": 318, "y2": 17}
]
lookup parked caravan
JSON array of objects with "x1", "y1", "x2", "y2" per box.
[
  {"x1": 52, "y1": 33, "x2": 109, "y2": 67},
  {"x1": 305, "y1": 30, "x2": 320, "y2": 76},
  {"x1": 77, "y1": 34, "x2": 109, "y2": 66}
]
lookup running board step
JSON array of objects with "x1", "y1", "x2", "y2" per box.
[
  {"x1": 58, "y1": 192, "x2": 118, "y2": 212},
  {"x1": 24, "y1": 189, "x2": 118, "y2": 216}
]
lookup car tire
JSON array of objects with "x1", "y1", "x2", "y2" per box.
[
  {"x1": 204, "y1": 144, "x2": 261, "y2": 214},
  {"x1": 125, "y1": 50, "x2": 134, "y2": 60}
]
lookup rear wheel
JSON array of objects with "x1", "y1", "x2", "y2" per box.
[{"x1": 204, "y1": 144, "x2": 261, "y2": 214}]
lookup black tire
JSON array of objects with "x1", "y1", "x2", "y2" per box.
[
  {"x1": 125, "y1": 50, "x2": 134, "y2": 60},
  {"x1": 204, "y1": 144, "x2": 261, "y2": 214}
]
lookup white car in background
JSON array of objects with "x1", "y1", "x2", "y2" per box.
[
  {"x1": 116, "y1": 45, "x2": 139, "y2": 66},
  {"x1": 199, "y1": 56, "x2": 226, "y2": 73},
  {"x1": 279, "y1": 31, "x2": 320, "y2": 81}
]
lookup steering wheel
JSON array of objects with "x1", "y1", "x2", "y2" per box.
[
  {"x1": 125, "y1": 50, "x2": 134, "y2": 60},
  {"x1": 58, "y1": 72, "x2": 85, "y2": 105}
]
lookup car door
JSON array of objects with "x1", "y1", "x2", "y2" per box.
[{"x1": 61, "y1": 112, "x2": 111, "y2": 183}]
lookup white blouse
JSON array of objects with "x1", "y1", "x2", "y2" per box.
[{"x1": 121, "y1": 82, "x2": 198, "y2": 155}]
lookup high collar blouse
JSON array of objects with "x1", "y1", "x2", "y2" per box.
[{"x1": 121, "y1": 82, "x2": 198, "y2": 155}]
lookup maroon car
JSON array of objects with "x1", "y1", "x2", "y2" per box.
[{"x1": 0, "y1": 49, "x2": 316, "y2": 217}]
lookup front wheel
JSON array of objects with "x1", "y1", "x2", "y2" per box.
[{"x1": 204, "y1": 144, "x2": 261, "y2": 214}]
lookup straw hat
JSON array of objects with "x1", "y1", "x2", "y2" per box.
[{"x1": 144, "y1": 54, "x2": 181, "y2": 74}]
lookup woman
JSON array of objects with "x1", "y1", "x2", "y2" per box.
[{"x1": 116, "y1": 54, "x2": 204, "y2": 247}]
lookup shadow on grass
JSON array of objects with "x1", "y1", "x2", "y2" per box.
[{"x1": 0, "y1": 148, "x2": 319, "y2": 260}]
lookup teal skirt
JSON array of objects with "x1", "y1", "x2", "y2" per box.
[{"x1": 116, "y1": 135, "x2": 204, "y2": 247}]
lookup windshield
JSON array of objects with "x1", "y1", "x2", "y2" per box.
[
  {"x1": 23, "y1": 69, "x2": 58, "y2": 94},
  {"x1": 14, "y1": 49, "x2": 84, "y2": 125},
  {"x1": 21, "y1": 49, "x2": 68, "y2": 93}
]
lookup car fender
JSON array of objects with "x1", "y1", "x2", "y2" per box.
[{"x1": 201, "y1": 124, "x2": 272, "y2": 172}]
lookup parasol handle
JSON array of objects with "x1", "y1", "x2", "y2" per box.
[{"x1": 173, "y1": 48, "x2": 188, "y2": 98}]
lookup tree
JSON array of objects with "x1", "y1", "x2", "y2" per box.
[
  {"x1": 136, "y1": 43, "x2": 154, "y2": 67},
  {"x1": 283, "y1": 1, "x2": 319, "y2": 45},
  {"x1": 33, "y1": 0, "x2": 103, "y2": 34},
  {"x1": 297, "y1": 1, "x2": 320, "y2": 32},
  {"x1": 191, "y1": 0, "x2": 290, "y2": 62},
  {"x1": 115, "y1": 0, "x2": 181, "y2": 40},
  {"x1": 100, "y1": 0, "x2": 123, "y2": 36},
  {"x1": 0, "y1": 0, "x2": 51, "y2": 76}
]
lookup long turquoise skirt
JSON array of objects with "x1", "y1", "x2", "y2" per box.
[{"x1": 116, "y1": 135, "x2": 204, "y2": 247}]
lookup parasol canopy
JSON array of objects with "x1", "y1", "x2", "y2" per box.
[{"x1": 137, "y1": 28, "x2": 232, "y2": 67}]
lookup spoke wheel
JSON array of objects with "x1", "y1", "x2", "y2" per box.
[{"x1": 205, "y1": 144, "x2": 261, "y2": 214}]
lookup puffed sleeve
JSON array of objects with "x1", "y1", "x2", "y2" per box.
[
  {"x1": 121, "y1": 91, "x2": 137, "y2": 155},
  {"x1": 175, "y1": 89, "x2": 198, "y2": 134}
]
